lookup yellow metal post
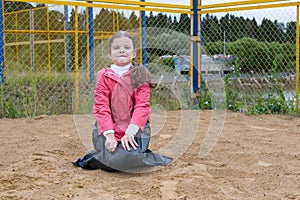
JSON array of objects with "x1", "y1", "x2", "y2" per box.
[
  {"x1": 86, "y1": 3, "x2": 90, "y2": 82},
  {"x1": 75, "y1": 6, "x2": 79, "y2": 113},
  {"x1": 116, "y1": 11, "x2": 119, "y2": 32},
  {"x1": 190, "y1": 0, "x2": 194, "y2": 97},
  {"x1": 296, "y1": 6, "x2": 299, "y2": 112},
  {"x1": 112, "y1": 9, "x2": 115, "y2": 32},
  {"x1": 198, "y1": 0, "x2": 201, "y2": 93},
  {"x1": 9, "y1": 0, "x2": 191, "y2": 14},
  {"x1": 199, "y1": 1, "x2": 300, "y2": 14},
  {"x1": 139, "y1": 1, "x2": 143, "y2": 65},
  {"x1": 2, "y1": 0, "x2": 5, "y2": 81},
  {"x1": 46, "y1": 6, "x2": 51, "y2": 80},
  {"x1": 16, "y1": 13, "x2": 19, "y2": 63}
]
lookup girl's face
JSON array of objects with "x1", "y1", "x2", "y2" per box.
[{"x1": 110, "y1": 36, "x2": 136, "y2": 66}]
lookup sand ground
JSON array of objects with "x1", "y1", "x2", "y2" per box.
[{"x1": 1, "y1": 110, "x2": 300, "y2": 200}]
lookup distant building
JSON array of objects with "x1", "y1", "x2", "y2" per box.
[{"x1": 174, "y1": 54, "x2": 234, "y2": 79}]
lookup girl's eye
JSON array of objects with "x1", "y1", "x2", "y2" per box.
[
  {"x1": 125, "y1": 46, "x2": 131, "y2": 49},
  {"x1": 112, "y1": 46, "x2": 119, "y2": 50}
]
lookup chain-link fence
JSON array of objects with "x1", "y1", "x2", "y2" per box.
[
  {"x1": 200, "y1": 0, "x2": 299, "y2": 114},
  {"x1": 0, "y1": 0, "x2": 299, "y2": 118},
  {"x1": 0, "y1": 1, "x2": 192, "y2": 118}
]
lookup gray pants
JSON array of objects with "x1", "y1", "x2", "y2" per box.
[{"x1": 113, "y1": 121, "x2": 151, "y2": 153}]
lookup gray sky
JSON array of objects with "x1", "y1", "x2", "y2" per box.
[
  {"x1": 48, "y1": 0, "x2": 297, "y2": 25},
  {"x1": 149, "y1": 0, "x2": 297, "y2": 24}
]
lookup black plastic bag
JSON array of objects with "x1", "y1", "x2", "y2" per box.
[{"x1": 72, "y1": 123, "x2": 172, "y2": 172}]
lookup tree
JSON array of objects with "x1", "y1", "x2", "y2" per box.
[
  {"x1": 202, "y1": 14, "x2": 220, "y2": 43},
  {"x1": 4, "y1": 2, "x2": 33, "y2": 12},
  {"x1": 111, "y1": 10, "x2": 118, "y2": 32},
  {"x1": 68, "y1": 8, "x2": 87, "y2": 71},
  {"x1": 173, "y1": 16, "x2": 179, "y2": 31},
  {"x1": 49, "y1": 10, "x2": 64, "y2": 32},
  {"x1": 220, "y1": 14, "x2": 231, "y2": 41},
  {"x1": 204, "y1": 41, "x2": 223, "y2": 55},
  {"x1": 36, "y1": 3, "x2": 46, "y2": 8},
  {"x1": 94, "y1": 9, "x2": 111, "y2": 31},
  {"x1": 280, "y1": 42, "x2": 295, "y2": 71},
  {"x1": 248, "y1": 18, "x2": 259, "y2": 39},
  {"x1": 129, "y1": 11, "x2": 139, "y2": 30},
  {"x1": 156, "y1": 13, "x2": 168, "y2": 28},
  {"x1": 167, "y1": 15, "x2": 173, "y2": 30},
  {"x1": 259, "y1": 18, "x2": 284, "y2": 43},
  {"x1": 146, "y1": 11, "x2": 155, "y2": 27},
  {"x1": 119, "y1": 11, "x2": 131, "y2": 31},
  {"x1": 286, "y1": 21, "x2": 296, "y2": 43},
  {"x1": 178, "y1": 14, "x2": 190, "y2": 35}
]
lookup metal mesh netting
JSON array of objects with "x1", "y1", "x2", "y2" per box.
[
  {"x1": 1, "y1": 1, "x2": 193, "y2": 118},
  {"x1": 0, "y1": 1, "x2": 299, "y2": 118},
  {"x1": 3, "y1": 5, "x2": 74, "y2": 117},
  {"x1": 200, "y1": 2, "x2": 298, "y2": 113}
]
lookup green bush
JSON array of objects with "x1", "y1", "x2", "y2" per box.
[
  {"x1": 205, "y1": 37, "x2": 296, "y2": 73},
  {"x1": 0, "y1": 73, "x2": 75, "y2": 118}
]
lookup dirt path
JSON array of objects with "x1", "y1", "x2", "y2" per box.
[{"x1": 1, "y1": 110, "x2": 300, "y2": 199}]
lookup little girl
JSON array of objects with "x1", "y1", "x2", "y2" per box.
[{"x1": 73, "y1": 31, "x2": 172, "y2": 172}]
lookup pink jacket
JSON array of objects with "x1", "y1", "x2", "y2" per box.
[{"x1": 93, "y1": 66, "x2": 151, "y2": 141}]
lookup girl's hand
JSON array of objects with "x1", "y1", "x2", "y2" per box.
[
  {"x1": 121, "y1": 134, "x2": 138, "y2": 151},
  {"x1": 105, "y1": 134, "x2": 118, "y2": 152}
]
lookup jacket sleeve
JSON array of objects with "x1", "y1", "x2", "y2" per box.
[
  {"x1": 131, "y1": 83, "x2": 151, "y2": 131},
  {"x1": 93, "y1": 70, "x2": 114, "y2": 134}
]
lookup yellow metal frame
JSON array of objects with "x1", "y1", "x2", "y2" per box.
[
  {"x1": 2, "y1": 0, "x2": 6, "y2": 79},
  {"x1": 198, "y1": 0, "x2": 300, "y2": 112},
  {"x1": 3, "y1": 0, "x2": 300, "y2": 112},
  {"x1": 199, "y1": 0, "x2": 300, "y2": 14},
  {"x1": 189, "y1": 0, "x2": 194, "y2": 97},
  {"x1": 8, "y1": 0, "x2": 191, "y2": 14},
  {"x1": 296, "y1": 6, "x2": 299, "y2": 112},
  {"x1": 139, "y1": 1, "x2": 143, "y2": 65},
  {"x1": 200, "y1": 0, "x2": 294, "y2": 10},
  {"x1": 5, "y1": 5, "x2": 45, "y2": 15},
  {"x1": 46, "y1": 6, "x2": 51, "y2": 80},
  {"x1": 92, "y1": 0, "x2": 190, "y2": 9},
  {"x1": 5, "y1": 30, "x2": 87, "y2": 34},
  {"x1": 75, "y1": 6, "x2": 79, "y2": 113},
  {"x1": 197, "y1": 0, "x2": 201, "y2": 94},
  {"x1": 190, "y1": 0, "x2": 202, "y2": 97},
  {"x1": 15, "y1": 12, "x2": 18, "y2": 62},
  {"x1": 85, "y1": 5, "x2": 90, "y2": 82}
]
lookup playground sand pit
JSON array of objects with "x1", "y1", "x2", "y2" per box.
[{"x1": 1, "y1": 110, "x2": 300, "y2": 199}]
